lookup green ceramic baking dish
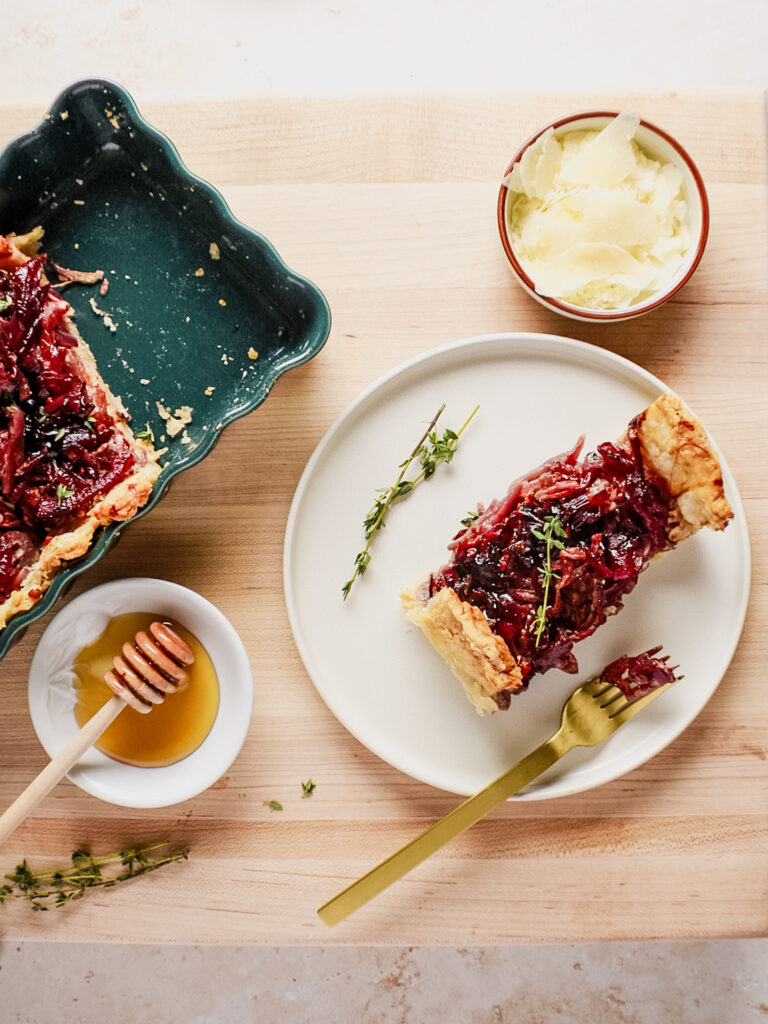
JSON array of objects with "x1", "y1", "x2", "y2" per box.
[{"x1": 0, "y1": 78, "x2": 331, "y2": 660}]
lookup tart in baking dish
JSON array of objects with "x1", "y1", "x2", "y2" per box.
[
  {"x1": 0, "y1": 229, "x2": 161, "y2": 630},
  {"x1": 403, "y1": 393, "x2": 731, "y2": 714}
]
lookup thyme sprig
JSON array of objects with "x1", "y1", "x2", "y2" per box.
[
  {"x1": 0, "y1": 843, "x2": 188, "y2": 911},
  {"x1": 342, "y1": 403, "x2": 479, "y2": 599},
  {"x1": 531, "y1": 514, "x2": 567, "y2": 647}
]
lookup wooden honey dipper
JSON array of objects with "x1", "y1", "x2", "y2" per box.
[{"x1": 0, "y1": 622, "x2": 194, "y2": 846}]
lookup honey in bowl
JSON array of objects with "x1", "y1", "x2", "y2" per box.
[{"x1": 73, "y1": 612, "x2": 219, "y2": 767}]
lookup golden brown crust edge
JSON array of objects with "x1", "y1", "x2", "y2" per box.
[
  {"x1": 0, "y1": 459, "x2": 161, "y2": 630},
  {"x1": 404, "y1": 393, "x2": 732, "y2": 715},
  {"x1": 0, "y1": 314, "x2": 162, "y2": 631},
  {"x1": 635, "y1": 393, "x2": 732, "y2": 542},
  {"x1": 402, "y1": 585, "x2": 523, "y2": 715}
]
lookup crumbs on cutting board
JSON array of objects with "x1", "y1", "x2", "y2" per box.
[
  {"x1": 248, "y1": 347, "x2": 258, "y2": 360},
  {"x1": 205, "y1": 386, "x2": 215, "y2": 396},
  {"x1": 88, "y1": 297, "x2": 118, "y2": 333},
  {"x1": 194, "y1": 267, "x2": 204, "y2": 277}
]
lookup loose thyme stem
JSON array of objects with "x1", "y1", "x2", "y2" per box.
[
  {"x1": 342, "y1": 403, "x2": 479, "y2": 599},
  {"x1": 365, "y1": 402, "x2": 447, "y2": 539},
  {"x1": 0, "y1": 843, "x2": 188, "y2": 910}
]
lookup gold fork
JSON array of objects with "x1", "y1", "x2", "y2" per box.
[{"x1": 318, "y1": 676, "x2": 674, "y2": 926}]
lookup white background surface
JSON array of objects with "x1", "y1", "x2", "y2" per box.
[{"x1": 1, "y1": 2, "x2": 767, "y2": 1022}]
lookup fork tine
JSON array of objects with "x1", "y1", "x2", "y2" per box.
[
  {"x1": 579, "y1": 677, "x2": 608, "y2": 697},
  {"x1": 609, "y1": 683, "x2": 673, "y2": 724},
  {"x1": 598, "y1": 686, "x2": 624, "y2": 709},
  {"x1": 581, "y1": 679, "x2": 623, "y2": 700}
]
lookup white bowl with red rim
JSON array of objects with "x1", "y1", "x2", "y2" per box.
[{"x1": 496, "y1": 111, "x2": 709, "y2": 323}]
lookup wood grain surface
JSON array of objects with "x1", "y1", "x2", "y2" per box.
[{"x1": 0, "y1": 92, "x2": 765, "y2": 944}]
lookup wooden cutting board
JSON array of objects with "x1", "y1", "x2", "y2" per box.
[{"x1": 0, "y1": 92, "x2": 766, "y2": 944}]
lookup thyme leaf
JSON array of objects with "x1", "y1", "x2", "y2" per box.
[
  {"x1": 301, "y1": 779, "x2": 316, "y2": 798},
  {"x1": 342, "y1": 403, "x2": 479, "y2": 599},
  {"x1": 263, "y1": 800, "x2": 283, "y2": 812},
  {"x1": 135, "y1": 422, "x2": 155, "y2": 444},
  {"x1": 55, "y1": 483, "x2": 75, "y2": 506}
]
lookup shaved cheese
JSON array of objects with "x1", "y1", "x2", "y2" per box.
[
  {"x1": 561, "y1": 110, "x2": 640, "y2": 188},
  {"x1": 504, "y1": 111, "x2": 690, "y2": 311}
]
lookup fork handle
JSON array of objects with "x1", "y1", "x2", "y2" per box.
[{"x1": 318, "y1": 730, "x2": 571, "y2": 926}]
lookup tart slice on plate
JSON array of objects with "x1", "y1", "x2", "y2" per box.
[
  {"x1": 403, "y1": 393, "x2": 731, "y2": 714},
  {"x1": 0, "y1": 229, "x2": 161, "y2": 630}
]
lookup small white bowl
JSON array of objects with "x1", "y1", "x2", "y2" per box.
[
  {"x1": 497, "y1": 111, "x2": 709, "y2": 323},
  {"x1": 28, "y1": 578, "x2": 254, "y2": 808}
]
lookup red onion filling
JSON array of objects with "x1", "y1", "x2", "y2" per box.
[
  {"x1": 428, "y1": 430, "x2": 674, "y2": 697},
  {"x1": 0, "y1": 257, "x2": 135, "y2": 603}
]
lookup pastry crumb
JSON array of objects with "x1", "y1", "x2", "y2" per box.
[
  {"x1": 155, "y1": 402, "x2": 193, "y2": 439},
  {"x1": 248, "y1": 347, "x2": 258, "y2": 360},
  {"x1": 185, "y1": 316, "x2": 191, "y2": 323},
  {"x1": 60, "y1": 111, "x2": 69, "y2": 121},
  {"x1": 209, "y1": 242, "x2": 220, "y2": 260},
  {"x1": 204, "y1": 386, "x2": 215, "y2": 396},
  {"x1": 139, "y1": 378, "x2": 150, "y2": 385},
  {"x1": 109, "y1": 116, "x2": 120, "y2": 130},
  {"x1": 140, "y1": 162, "x2": 148, "y2": 171},
  {"x1": 194, "y1": 267, "x2": 204, "y2": 277},
  {"x1": 73, "y1": 199, "x2": 85, "y2": 206},
  {"x1": 76, "y1": 178, "x2": 84, "y2": 186},
  {"x1": 88, "y1": 297, "x2": 118, "y2": 333},
  {"x1": 218, "y1": 298, "x2": 227, "y2": 307},
  {"x1": 73, "y1": 243, "x2": 80, "y2": 250}
]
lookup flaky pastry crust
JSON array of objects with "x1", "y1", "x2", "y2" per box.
[
  {"x1": 634, "y1": 393, "x2": 732, "y2": 542},
  {"x1": 402, "y1": 585, "x2": 523, "y2": 715}
]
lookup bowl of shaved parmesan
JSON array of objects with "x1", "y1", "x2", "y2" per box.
[{"x1": 497, "y1": 110, "x2": 708, "y2": 322}]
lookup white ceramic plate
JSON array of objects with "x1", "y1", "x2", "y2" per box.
[
  {"x1": 28, "y1": 578, "x2": 254, "y2": 808},
  {"x1": 284, "y1": 334, "x2": 750, "y2": 799}
]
